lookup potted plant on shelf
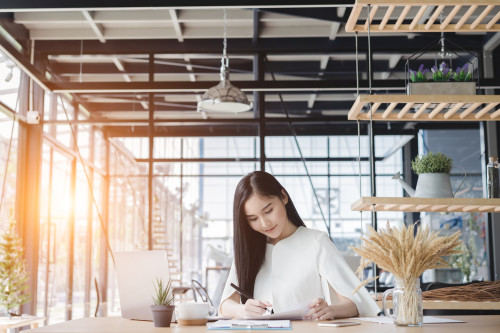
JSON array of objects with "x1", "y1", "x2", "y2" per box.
[
  {"x1": 393, "y1": 152, "x2": 458, "y2": 198},
  {"x1": 407, "y1": 61, "x2": 476, "y2": 95},
  {"x1": 151, "y1": 277, "x2": 174, "y2": 327}
]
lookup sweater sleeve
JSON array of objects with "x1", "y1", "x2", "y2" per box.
[
  {"x1": 316, "y1": 232, "x2": 380, "y2": 317},
  {"x1": 218, "y1": 260, "x2": 239, "y2": 314}
]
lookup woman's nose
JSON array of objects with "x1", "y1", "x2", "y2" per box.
[{"x1": 259, "y1": 217, "x2": 271, "y2": 228}]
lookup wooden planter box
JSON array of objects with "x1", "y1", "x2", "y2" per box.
[{"x1": 407, "y1": 82, "x2": 476, "y2": 95}]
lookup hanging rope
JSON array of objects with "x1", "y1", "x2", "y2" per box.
[
  {"x1": 58, "y1": 95, "x2": 115, "y2": 267},
  {"x1": 355, "y1": 31, "x2": 364, "y2": 240},
  {"x1": 263, "y1": 56, "x2": 329, "y2": 236},
  {"x1": 223, "y1": 9, "x2": 227, "y2": 59},
  {"x1": 367, "y1": 4, "x2": 378, "y2": 298}
]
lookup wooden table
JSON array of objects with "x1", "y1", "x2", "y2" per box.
[
  {"x1": 0, "y1": 317, "x2": 45, "y2": 333},
  {"x1": 26, "y1": 316, "x2": 500, "y2": 333}
]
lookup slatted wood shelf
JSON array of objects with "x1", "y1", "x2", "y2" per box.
[
  {"x1": 351, "y1": 197, "x2": 500, "y2": 213},
  {"x1": 346, "y1": 1, "x2": 500, "y2": 33},
  {"x1": 376, "y1": 300, "x2": 500, "y2": 310},
  {"x1": 348, "y1": 94, "x2": 500, "y2": 121}
]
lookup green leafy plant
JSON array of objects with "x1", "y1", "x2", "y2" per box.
[
  {"x1": 411, "y1": 152, "x2": 453, "y2": 175},
  {"x1": 0, "y1": 219, "x2": 31, "y2": 314},
  {"x1": 152, "y1": 277, "x2": 173, "y2": 306},
  {"x1": 450, "y1": 242, "x2": 473, "y2": 283}
]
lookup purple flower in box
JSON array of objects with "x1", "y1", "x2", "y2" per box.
[
  {"x1": 409, "y1": 64, "x2": 429, "y2": 82},
  {"x1": 431, "y1": 62, "x2": 452, "y2": 82},
  {"x1": 453, "y1": 63, "x2": 472, "y2": 82}
]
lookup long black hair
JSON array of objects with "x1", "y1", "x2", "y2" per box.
[{"x1": 232, "y1": 171, "x2": 305, "y2": 303}]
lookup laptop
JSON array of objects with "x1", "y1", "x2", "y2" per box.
[{"x1": 115, "y1": 250, "x2": 171, "y2": 321}]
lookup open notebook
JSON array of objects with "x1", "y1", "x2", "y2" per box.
[{"x1": 207, "y1": 320, "x2": 292, "y2": 330}]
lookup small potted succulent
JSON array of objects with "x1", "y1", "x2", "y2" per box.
[
  {"x1": 151, "y1": 277, "x2": 174, "y2": 327},
  {"x1": 407, "y1": 62, "x2": 476, "y2": 95}
]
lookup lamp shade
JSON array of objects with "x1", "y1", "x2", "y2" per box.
[
  {"x1": 198, "y1": 55, "x2": 252, "y2": 113},
  {"x1": 198, "y1": 79, "x2": 252, "y2": 113}
]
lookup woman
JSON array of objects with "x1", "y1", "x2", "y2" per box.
[{"x1": 219, "y1": 171, "x2": 380, "y2": 319}]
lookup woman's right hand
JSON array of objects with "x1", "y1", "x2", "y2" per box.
[{"x1": 239, "y1": 299, "x2": 272, "y2": 318}]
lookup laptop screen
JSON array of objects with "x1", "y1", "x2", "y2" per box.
[{"x1": 114, "y1": 250, "x2": 171, "y2": 321}]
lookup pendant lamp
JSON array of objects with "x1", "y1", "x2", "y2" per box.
[{"x1": 198, "y1": 9, "x2": 252, "y2": 113}]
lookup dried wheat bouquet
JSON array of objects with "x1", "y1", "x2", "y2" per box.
[{"x1": 351, "y1": 222, "x2": 462, "y2": 292}]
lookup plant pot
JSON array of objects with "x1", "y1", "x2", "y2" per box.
[
  {"x1": 407, "y1": 82, "x2": 476, "y2": 95},
  {"x1": 415, "y1": 173, "x2": 453, "y2": 198},
  {"x1": 151, "y1": 305, "x2": 174, "y2": 327}
]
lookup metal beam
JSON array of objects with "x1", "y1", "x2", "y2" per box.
[
  {"x1": 260, "y1": 7, "x2": 349, "y2": 22},
  {"x1": 65, "y1": 103, "x2": 77, "y2": 321},
  {"x1": 136, "y1": 157, "x2": 376, "y2": 163},
  {"x1": 102, "y1": 121, "x2": 473, "y2": 138},
  {"x1": 97, "y1": 137, "x2": 109, "y2": 317},
  {"x1": 45, "y1": 117, "x2": 364, "y2": 126},
  {"x1": 81, "y1": 10, "x2": 106, "y2": 43},
  {"x1": 484, "y1": 32, "x2": 500, "y2": 53},
  {"x1": 18, "y1": 73, "x2": 43, "y2": 315},
  {"x1": 0, "y1": 32, "x2": 50, "y2": 91},
  {"x1": 169, "y1": 9, "x2": 184, "y2": 42},
  {"x1": 48, "y1": 59, "x2": 402, "y2": 77},
  {"x1": 83, "y1": 126, "x2": 94, "y2": 317},
  {"x1": 46, "y1": 78, "x2": 500, "y2": 93},
  {"x1": 147, "y1": 54, "x2": 154, "y2": 251},
  {"x1": 35, "y1": 36, "x2": 483, "y2": 55},
  {"x1": 0, "y1": 0, "x2": 355, "y2": 11}
]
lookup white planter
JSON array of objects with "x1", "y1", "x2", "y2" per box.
[
  {"x1": 407, "y1": 82, "x2": 476, "y2": 95},
  {"x1": 414, "y1": 173, "x2": 453, "y2": 198}
]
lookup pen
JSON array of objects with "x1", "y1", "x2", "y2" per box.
[{"x1": 230, "y1": 283, "x2": 273, "y2": 315}]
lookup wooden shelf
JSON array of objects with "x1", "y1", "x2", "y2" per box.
[
  {"x1": 351, "y1": 197, "x2": 500, "y2": 213},
  {"x1": 346, "y1": 1, "x2": 500, "y2": 33},
  {"x1": 376, "y1": 300, "x2": 500, "y2": 310},
  {"x1": 348, "y1": 94, "x2": 500, "y2": 121}
]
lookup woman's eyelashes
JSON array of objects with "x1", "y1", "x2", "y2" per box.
[{"x1": 247, "y1": 207, "x2": 273, "y2": 222}]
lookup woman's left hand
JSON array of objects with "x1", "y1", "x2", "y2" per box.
[{"x1": 304, "y1": 298, "x2": 336, "y2": 320}]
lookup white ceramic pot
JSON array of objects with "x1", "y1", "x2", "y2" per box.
[{"x1": 414, "y1": 173, "x2": 453, "y2": 198}]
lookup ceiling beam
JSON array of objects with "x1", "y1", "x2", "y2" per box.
[
  {"x1": 0, "y1": 1, "x2": 355, "y2": 11},
  {"x1": 0, "y1": 33, "x2": 50, "y2": 91},
  {"x1": 49, "y1": 59, "x2": 400, "y2": 76},
  {"x1": 45, "y1": 78, "x2": 500, "y2": 93},
  {"x1": 83, "y1": 100, "x2": 353, "y2": 113},
  {"x1": 258, "y1": 7, "x2": 349, "y2": 22},
  {"x1": 46, "y1": 79, "x2": 407, "y2": 93},
  {"x1": 81, "y1": 10, "x2": 106, "y2": 43},
  {"x1": 35, "y1": 36, "x2": 484, "y2": 55},
  {"x1": 484, "y1": 32, "x2": 500, "y2": 52},
  {"x1": 169, "y1": 9, "x2": 184, "y2": 42},
  {"x1": 102, "y1": 121, "x2": 451, "y2": 138}
]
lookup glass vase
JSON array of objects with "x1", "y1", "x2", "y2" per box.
[{"x1": 382, "y1": 278, "x2": 423, "y2": 326}]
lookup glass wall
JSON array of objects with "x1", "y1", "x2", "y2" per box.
[
  {"x1": 0, "y1": 50, "x2": 21, "y2": 110},
  {"x1": 0, "y1": 50, "x2": 20, "y2": 232},
  {"x1": 37, "y1": 94, "x2": 106, "y2": 323},
  {"x1": 419, "y1": 129, "x2": 489, "y2": 284}
]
